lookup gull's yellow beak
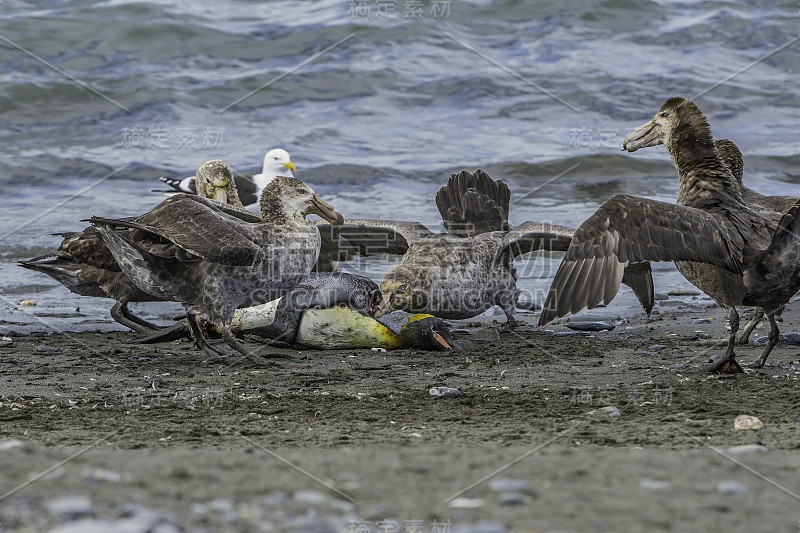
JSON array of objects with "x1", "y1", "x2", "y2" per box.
[{"x1": 283, "y1": 161, "x2": 297, "y2": 172}]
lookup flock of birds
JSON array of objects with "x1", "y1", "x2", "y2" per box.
[{"x1": 20, "y1": 97, "x2": 800, "y2": 373}]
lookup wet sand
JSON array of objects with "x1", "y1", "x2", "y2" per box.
[{"x1": 1, "y1": 300, "x2": 799, "y2": 532}]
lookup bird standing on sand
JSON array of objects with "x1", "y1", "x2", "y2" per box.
[
  {"x1": 539, "y1": 97, "x2": 800, "y2": 372},
  {"x1": 157, "y1": 148, "x2": 296, "y2": 210},
  {"x1": 19, "y1": 160, "x2": 242, "y2": 334},
  {"x1": 90, "y1": 176, "x2": 343, "y2": 365}
]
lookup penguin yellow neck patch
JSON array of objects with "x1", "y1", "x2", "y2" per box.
[{"x1": 401, "y1": 313, "x2": 435, "y2": 330}]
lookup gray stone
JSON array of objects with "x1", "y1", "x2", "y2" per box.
[
  {"x1": 648, "y1": 344, "x2": 667, "y2": 351},
  {"x1": 429, "y1": 386, "x2": 461, "y2": 398},
  {"x1": 488, "y1": 478, "x2": 530, "y2": 492},
  {"x1": 553, "y1": 331, "x2": 591, "y2": 337},
  {"x1": 639, "y1": 479, "x2": 671, "y2": 490},
  {"x1": 654, "y1": 293, "x2": 669, "y2": 301},
  {"x1": 497, "y1": 491, "x2": 529, "y2": 505},
  {"x1": 46, "y1": 495, "x2": 93, "y2": 521},
  {"x1": 781, "y1": 332, "x2": 800, "y2": 344},
  {"x1": 759, "y1": 332, "x2": 800, "y2": 345},
  {"x1": 717, "y1": 480, "x2": 748, "y2": 495},
  {"x1": 691, "y1": 318, "x2": 712, "y2": 324}
]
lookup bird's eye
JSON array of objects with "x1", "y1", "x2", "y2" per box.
[
  {"x1": 660, "y1": 112, "x2": 670, "y2": 118},
  {"x1": 398, "y1": 284, "x2": 407, "y2": 292},
  {"x1": 297, "y1": 188, "x2": 307, "y2": 194},
  {"x1": 273, "y1": 157, "x2": 279, "y2": 160}
]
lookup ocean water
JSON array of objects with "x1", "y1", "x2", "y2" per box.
[{"x1": 1, "y1": 0, "x2": 798, "y2": 332}]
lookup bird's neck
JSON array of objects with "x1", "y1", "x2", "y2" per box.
[
  {"x1": 668, "y1": 126, "x2": 744, "y2": 209},
  {"x1": 253, "y1": 172, "x2": 274, "y2": 191}
]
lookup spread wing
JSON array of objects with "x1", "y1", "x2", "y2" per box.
[
  {"x1": 90, "y1": 194, "x2": 265, "y2": 265},
  {"x1": 539, "y1": 194, "x2": 744, "y2": 325},
  {"x1": 315, "y1": 219, "x2": 433, "y2": 266},
  {"x1": 501, "y1": 221, "x2": 575, "y2": 258}
]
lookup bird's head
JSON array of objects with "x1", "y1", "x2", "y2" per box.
[
  {"x1": 263, "y1": 148, "x2": 296, "y2": 177},
  {"x1": 195, "y1": 159, "x2": 241, "y2": 206},
  {"x1": 376, "y1": 271, "x2": 429, "y2": 316},
  {"x1": 399, "y1": 314, "x2": 453, "y2": 350},
  {"x1": 622, "y1": 97, "x2": 710, "y2": 153},
  {"x1": 260, "y1": 177, "x2": 343, "y2": 226}
]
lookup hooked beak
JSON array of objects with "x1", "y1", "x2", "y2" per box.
[
  {"x1": 373, "y1": 293, "x2": 394, "y2": 318},
  {"x1": 622, "y1": 119, "x2": 662, "y2": 152},
  {"x1": 212, "y1": 187, "x2": 229, "y2": 203},
  {"x1": 307, "y1": 194, "x2": 344, "y2": 226},
  {"x1": 283, "y1": 161, "x2": 297, "y2": 172}
]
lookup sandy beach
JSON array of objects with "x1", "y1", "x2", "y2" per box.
[{"x1": 1, "y1": 296, "x2": 799, "y2": 532}]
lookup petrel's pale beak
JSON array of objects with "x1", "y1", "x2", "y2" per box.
[
  {"x1": 283, "y1": 161, "x2": 297, "y2": 172},
  {"x1": 212, "y1": 187, "x2": 228, "y2": 203},
  {"x1": 373, "y1": 293, "x2": 394, "y2": 318},
  {"x1": 622, "y1": 120, "x2": 661, "y2": 152},
  {"x1": 308, "y1": 194, "x2": 344, "y2": 226}
]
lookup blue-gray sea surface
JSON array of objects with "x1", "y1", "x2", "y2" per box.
[{"x1": 1, "y1": 0, "x2": 798, "y2": 332}]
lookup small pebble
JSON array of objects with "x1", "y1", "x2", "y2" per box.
[
  {"x1": 717, "y1": 480, "x2": 748, "y2": 495},
  {"x1": 488, "y1": 478, "x2": 530, "y2": 492},
  {"x1": 648, "y1": 344, "x2": 667, "y2": 351},
  {"x1": 497, "y1": 491, "x2": 528, "y2": 505},
  {"x1": 733, "y1": 414, "x2": 763, "y2": 431},
  {"x1": 566, "y1": 321, "x2": 615, "y2": 332},
  {"x1": 639, "y1": 479, "x2": 671, "y2": 490},
  {"x1": 634, "y1": 350, "x2": 653, "y2": 356},
  {"x1": 46, "y1": 495, "x2": 94, "y2": 521},
  {"x1": 35, "y1": 344, "x2": 59, "y2": 353},
  {"x1": 371, "y1": 347, "x2": 386, "y2": 353},
  {"x1": 553, "y1": 331, "x2": 591, "y2": 337},
  {"x1": 653, "y1": 293, "x2": 669, "y2": 301},
  {"x1": 691, "y1": 318, "x2": 712, "y2": 324},
  {"x1": 0, "y1": 336, "x2": 13, "y2": 347},
  {"x1": 20, "y1": 299, "x2": 36, "y2": 306},
  {"x1": 293, "y1": 489, "x2": 329, "y2": 505},
  {"x1": 430, "y1": 386, "x2": 461, "y2": 398},
  {"x1": 447, "y1": 497, "x2": 485, "y2": 509}
]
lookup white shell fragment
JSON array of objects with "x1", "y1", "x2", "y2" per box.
[
  {"x1": 733, "y1": 415, "x2": 763, "y2": 431},
  {"x1": 429, "y1": 386, "x2": 461, "y2": 398}
]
